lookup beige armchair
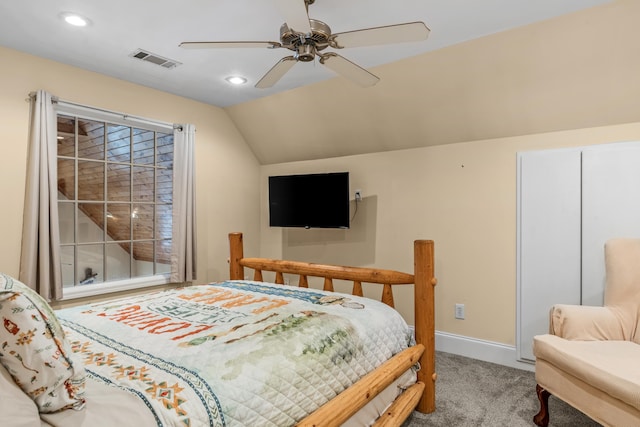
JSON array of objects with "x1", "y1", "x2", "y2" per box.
[{"x1": 532, "y1": 238, "x2": 640, "y2": 427}]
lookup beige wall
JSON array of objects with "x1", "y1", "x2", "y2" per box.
[
  {"x1": 2, "y1": 0, "x2": 640, "y2": 350},
  {"x1": 260, "y1": 122, "x2": 640, "y2": 346},
  {"x1": 0, "y1": 46, "x2": 262, "y2": 300},
  {"x1": 225, "y1": 0, "x2": 640, "y2": 348}
]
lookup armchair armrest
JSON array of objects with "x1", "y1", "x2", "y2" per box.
[{"x1": 550, "y1": 304, "x2": 627, "y2": 341}]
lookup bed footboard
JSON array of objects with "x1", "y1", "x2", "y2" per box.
[
  {"x1": 298, "y1": 344, "x2": 425, "y2": 427},
  {"x1": 228, "y1": 232, "x2": 436, "y2": 425}
]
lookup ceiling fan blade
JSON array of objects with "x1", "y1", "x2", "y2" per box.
[
  {"x1": 255, "y1": 56, "x2": 297, "y2": 88},
  {"x1": 273, "y1": 0, "x2": 311, "y2": 33},
  {"x1": 180, "y1": 41, "x2": 281, "y2": 49},
  {"x1": 319, "y1": 53, "x2": 379, "y2": 87},
  {"x1": 331, "y1": 21, "x2": 430, "y2": 49}
]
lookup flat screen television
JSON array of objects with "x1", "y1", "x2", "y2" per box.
[{"x1": 268, "y1": 172, "x2": 350, "y2": 229}]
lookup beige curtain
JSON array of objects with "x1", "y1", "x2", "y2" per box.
[
  {"x1": 19, "y1": 90, "x2": 63, "y2": 300},
  {"x1": 170, "y1": 124, "x2": 197, "y2": 283}
]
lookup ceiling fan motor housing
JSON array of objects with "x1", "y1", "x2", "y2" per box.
[{"x1": 280, "y1": 19, "x2": 332, "y2": 61}]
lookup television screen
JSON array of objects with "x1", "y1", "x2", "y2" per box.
[{"x1": 269, "y1": 172, "x2": 350, "y2": 229}]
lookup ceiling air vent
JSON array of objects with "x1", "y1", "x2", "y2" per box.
[{"x1": 130, "y1": 49, "x2": 181, "y2": 69}]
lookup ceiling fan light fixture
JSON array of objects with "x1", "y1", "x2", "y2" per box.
[
  {"x1": 225, "y1": 76, "x2": 247, "y2": 85},
  {"x1": 295, "y1": 44, "x2": 315, "y2": 62},
  {"x1": 60, "y1": 12, "x2": 91, "y2": 27}
]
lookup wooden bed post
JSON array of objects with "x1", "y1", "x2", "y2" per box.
[
  {"x1": 229, "y1": 232, "x2": 244, "y2": 280},
  {"x1": 414, "y1": 239, "x2": 436, "y2": 413}
]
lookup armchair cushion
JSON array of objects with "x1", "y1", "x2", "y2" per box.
[
  {"x1": 550, "y1": 304, "x2": 629, "y2": 341},
  {"x1": 534, "y1": 334, "x2": 640, "y2": 411}
]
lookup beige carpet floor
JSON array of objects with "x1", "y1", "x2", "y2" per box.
[{"x1": 401, "y1": 351, "x2": 601, "y2": 427}]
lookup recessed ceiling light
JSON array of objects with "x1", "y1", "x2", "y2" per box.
[
  {"x1": 60, "y1": 12, "x2": 90, "y2": 27},
  {"x1": 225, "y1": 76, "x2": 247, "y2": 85}
]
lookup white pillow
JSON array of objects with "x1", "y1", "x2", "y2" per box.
[{"x1": 0, "y1": 361, "x2": 43, "y2": 426}]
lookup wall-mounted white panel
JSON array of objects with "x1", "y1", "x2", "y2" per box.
[
  {"x1": 581, "y1": 143, "x2": 640, "y2": 306},
  {"x1": 517, "y1": 149, "x2": 582, "y2": 362}
]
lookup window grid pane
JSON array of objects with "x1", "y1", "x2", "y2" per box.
[
  {"x1": 57, "y1": 113, "x2": 173, "y2": 288},
  {"x1": 77, "y1": 203, "x2": 104, "y2": 243},
  {"x1": 77, "y1": 244, "x2": 104, "y2": 285},
  {"x1": 107, "y1": 163, "x2": 131, "y2": 201},
  {"x1": 106, "y1": 243, "x2": 131, "y2": 282},
  {"x1": 132, "y1": 204, "x2": 154, "y2": 241},
  {"x1": 107, "y1": 124, "x2": 131, "y2": 163},
  {"x1": 58, "y1": 202, "x2": 75, "y2": 244},
  {"x1": 106, "y1": 204, "x2": 131, "y2": 240},
  {"x1": 133, "y1": 128, "x2": 155, "y2": 165},
  {"x1": 156, "y1": 239, "x2": 172, "y2": 273},
  {"x1": 156, "y1": 133, "x2": 173, "y2": 168},
  {"x1": 133, "y1": 166, "x2": 154, "y2": 202},
  {"x1": 57, "y1": 115, "x2": 76, "y2": 157},
  {"x1": 78, "y1": 161, "x2": 104, "y2": 201},
  {"x1": 61, "y1": 245, "x2": 75, "y2": 287},
  {"x1": 132, "y1": 241, "x2": 154, "y2": 277},
  {"x1": 57, "y1": 158, "x2": 76, "y2": 200},
  {"x1": 77, "y1": 119, "x2": 105, "y2": 160}
]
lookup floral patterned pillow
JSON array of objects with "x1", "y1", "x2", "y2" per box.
[{"x1": 0, "y1": 273, "x2": 85, "y2": 413}]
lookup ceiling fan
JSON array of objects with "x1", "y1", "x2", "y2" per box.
[{"x1": 179, "y1": 0, "x2": 430, "y2": 89}]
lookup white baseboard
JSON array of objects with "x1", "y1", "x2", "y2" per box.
[{"x1": 434, "y1": 330, "x2": 535, "y2": 372}]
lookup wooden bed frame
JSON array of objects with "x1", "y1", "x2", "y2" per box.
[{"x1": 228, "y1": 232, "x2": 436, "y2": 426}]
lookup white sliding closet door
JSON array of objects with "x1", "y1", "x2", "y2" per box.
[
  {"x1": 517, "y1": 141, "x2": 640, "y2": 363},
  {"x1": 516, "y1": 149, "x2": 582, "y2": 362},
  {"x1": 582, "y1": 144, "x2": 640, "y2": 306}
]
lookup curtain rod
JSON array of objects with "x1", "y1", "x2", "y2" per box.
[{"x1": 28, "y1": 91, "x2": 182, "y2": 131}]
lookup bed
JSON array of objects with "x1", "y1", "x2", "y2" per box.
[{"x1": 0, "y1": 232, "x2": 436, "y2": 426}]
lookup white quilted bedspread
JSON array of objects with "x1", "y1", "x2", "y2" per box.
[{"x1": 56, "y1": 281, "x2": 412, "y2": 427}]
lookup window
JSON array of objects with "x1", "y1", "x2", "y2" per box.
[
  {"x1": 22, "y1": 91, "x2": 195, "y2": 301},
  {"x1": 56, "y1": 112, "x2": 173, "y2": 296}
]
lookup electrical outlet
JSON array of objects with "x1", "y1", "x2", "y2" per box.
[
  {"x1": 355, "y1": 190, "x2": 362, "y2": 201},
  {"x1": 455, "y1": 303, "x2": 465, "y2": 320}
]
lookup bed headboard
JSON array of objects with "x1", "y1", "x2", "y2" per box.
[{"x1": 228, "y1": 232, "x2": 432, "y2": 308}]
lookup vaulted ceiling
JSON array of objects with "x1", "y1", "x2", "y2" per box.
[{"x1": 226, "y1": 0, "x2": 639, "y2": 164}]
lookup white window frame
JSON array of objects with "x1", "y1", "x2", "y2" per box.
[{"x1": 56, "y1": 103, "x2": 173, "y2": 300}]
